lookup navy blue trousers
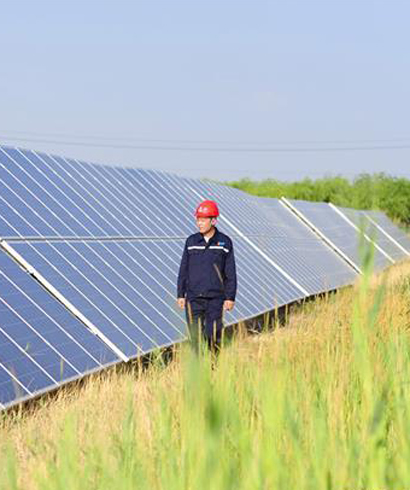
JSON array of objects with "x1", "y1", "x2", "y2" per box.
[{"x1": 186, "y1": 297, "x2": 224, "y2": 351}]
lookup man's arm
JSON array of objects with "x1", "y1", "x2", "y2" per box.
[
  {"x1": 224, "y1": 240, "x2": 237, "y2": 310},
  {"x1": 177, "y1": 240, "x2": 189, "y2": 308}
]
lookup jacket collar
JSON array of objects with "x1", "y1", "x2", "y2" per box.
[{"x1": 198, "y1": 227, "x2": 219, "y2": 245}]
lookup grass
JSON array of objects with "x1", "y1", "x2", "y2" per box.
[{"x1": 2, "y1": 259, "x2": 410, "y2": 489}]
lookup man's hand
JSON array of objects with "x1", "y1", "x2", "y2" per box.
[
  {"x1": 223, "y1": 300, "x2": 235, "y2": 311},
  {"x1": 177, "y1": 298, "x2": 186, "y2": 309}
]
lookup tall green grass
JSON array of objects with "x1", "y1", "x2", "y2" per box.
[{"x1": 2, "y1": 259, "x2": 410, "y2": 489}]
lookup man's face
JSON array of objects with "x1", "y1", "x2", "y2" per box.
[{"x1": 196, "y1": 217, "x2": 214, "y2": 234}]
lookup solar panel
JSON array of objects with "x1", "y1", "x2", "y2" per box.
[
  {"x1": 282, "y1": 199, "x2": 391, "y2": 273},
  {"x1": 0, "y1": 147, "x2": 169, "y2": 238},
  {"x1": 364, "y1": 211, "x2": 410, "y2": 256},
  {"x1": 335, "y1": 206, "x2": 404, "y2": 262},
  {"x1": 256, "y1": 198, "x2": 358, "y2": 290},
  {"x1": 0, "y1": 146, "x2": 190, "y2": 360},
  {"x1": 0, "y1": 246, "x2": 120, "y2": 408},
  {"x1": 10, "y1": 240, "x2": 187, "y2": 358}
]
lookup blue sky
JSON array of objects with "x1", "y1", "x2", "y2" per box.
[{"x1": 1, "y1": 0, "x2": 409, "y2": 180}]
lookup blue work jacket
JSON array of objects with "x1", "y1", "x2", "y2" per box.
[{"x1": 177, "y1": 228, "x2": 237, "y2": 301}]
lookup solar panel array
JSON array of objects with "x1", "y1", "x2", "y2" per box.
[{"x1": 1, "y1": 145, "x2": 408, "y2": 409}]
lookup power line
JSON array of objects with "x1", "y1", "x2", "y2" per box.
[
  {"x1": 1, "y1": 135, "x2": 410, "y2": 153},
  {"x1": 1, "y1": 129, "x2": 410, "y2": 146},
  {"x1": 2, "y1": 130, "x2": 410, "y2": 146}
]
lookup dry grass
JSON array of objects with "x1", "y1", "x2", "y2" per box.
[{"x1": 1, "y1": 259, "x2": 410, "y2": 489}]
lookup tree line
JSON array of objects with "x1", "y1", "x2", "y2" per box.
[{"x1": 227, "y1": 173, "x2": 410, "y2": 227}]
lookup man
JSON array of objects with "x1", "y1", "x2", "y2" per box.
[{"x1": 177, "y1": 200, "x2": 237, "y2": 351}]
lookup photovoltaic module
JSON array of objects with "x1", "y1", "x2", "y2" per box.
[{"x1": 0, "y1": 145, "x2": 407, "y2": 408}]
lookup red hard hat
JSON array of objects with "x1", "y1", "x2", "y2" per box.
[{"x1": 195, "y1": 200, "x2": 219, "y2": 218}]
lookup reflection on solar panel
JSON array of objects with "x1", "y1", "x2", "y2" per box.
[
  {"x1": 0, "y1": 246, "x2": 120, "y2": 408},
  {"x1": 0, "y1": 144, "x2": 406, "y2": 408},
  {"x1": 281, "y1": 198, "x2": 392, "y2": 273}
]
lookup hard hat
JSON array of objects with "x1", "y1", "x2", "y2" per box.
[{"x1": 195, "y1": 200, "x2": 219, "y2": 218}]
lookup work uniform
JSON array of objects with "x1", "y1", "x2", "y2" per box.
[{"x1": 177, "y1": 228, "x2": 237, "y2": 350}]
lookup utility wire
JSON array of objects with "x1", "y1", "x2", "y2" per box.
[
  {"x1": 1, "y1": 135, "x2": 410, "y2": 153},
  {"x1": 1, "y1": 129, "x2": 410, "y2": 146}
]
